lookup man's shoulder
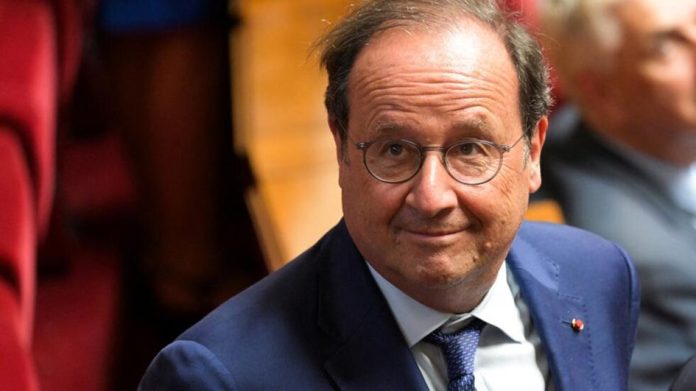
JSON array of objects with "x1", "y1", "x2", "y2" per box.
[
  {"x1": 518, "y1": 220, "x2": 618, "y2": 247},
  {"x1": 513, "y1": 221, "x2": 638, "y2": 315},
  {"x1": 516, "y1": 221, "x2": 633, "y2": 272}
]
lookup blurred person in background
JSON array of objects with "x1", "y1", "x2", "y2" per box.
[{"x1": 538, "y1": 0, "x2": 696, "y2": 389}]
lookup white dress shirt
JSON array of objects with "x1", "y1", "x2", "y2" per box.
[{"x1": 368, "y1": 262, "x2": 552, "y2": 391}]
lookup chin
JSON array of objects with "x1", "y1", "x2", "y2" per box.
[{"x1": 410, "y1": 254, "x2": 480, "y2": 287}]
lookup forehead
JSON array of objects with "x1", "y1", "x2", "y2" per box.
[
  {"x1": 347, "y1": 18, "x2": 519, "y2": 126},
  {"x1": 618, "y1": 0, "x2": 696, "y2": 35}
]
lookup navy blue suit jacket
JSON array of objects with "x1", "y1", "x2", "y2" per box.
[{"x1": 139, "y1": 221, "x2": 639, "y2": 390}]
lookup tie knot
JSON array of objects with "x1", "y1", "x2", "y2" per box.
[{"x1": 425, "y1": 318, "x2": 486, "y2": 391}]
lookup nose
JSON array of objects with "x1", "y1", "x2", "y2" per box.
[{"x1": 404, "y1": 152, "x2": 459, "y2": 217}]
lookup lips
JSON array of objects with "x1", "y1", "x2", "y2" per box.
[
  {"x1": 403, "y1": 228, "x2": 461, "y2": 237},
  {"x1": 392, "y1": 214, "x2": 476, "y2": 243},
  {"x1": 397, "y1": 226, "x2": 468, "y2": 245},
  {"x1": 397, "y1": 220, "x2": 470, "y2": 236}
]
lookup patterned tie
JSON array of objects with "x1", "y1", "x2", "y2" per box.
[{"x1": 425, "y1": 318, "x2": 486, "y2": 391}]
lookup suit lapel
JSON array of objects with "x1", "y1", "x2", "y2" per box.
[
  {"x1": 507, "y1": 232, "x2": 596, "y2": 391},
  {"x1": 317, "y1": 222, "x2": 428, "y2": 390}
]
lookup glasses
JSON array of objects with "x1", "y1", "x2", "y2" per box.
[{"x1": 354, "y1": 134, "x2": 526, "y2": 185}]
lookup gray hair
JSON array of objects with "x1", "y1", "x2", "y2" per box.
[
  {"x1": 316, "y1": 0, "x2": 552, "y2": 149},
  {"x1": 539, "y1": 0, "x2": 623, "y2": 79}
]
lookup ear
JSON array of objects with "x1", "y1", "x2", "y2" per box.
[{"x1": 527, "y1": 115, "x2": 548, "y2": 193}]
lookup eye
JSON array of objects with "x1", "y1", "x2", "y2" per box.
[
  {"x1": 387, "y1": 142, "x2": 404, "y2": 156},
  {"x1": 653, "y1": 37, "x2": 678, "y2": 57},
  {"x1": 375, "y1": 139, "x2": 414, "y2": 159},
  {"x1": 455, "y1": 142, "x2": 485, "y2": 156},
  {"x1": 458, "y1": 143, "x2": 475, "y2": 155},
  {"x1": 649, "y1": 30, "x2": 687, "y2": 59}
]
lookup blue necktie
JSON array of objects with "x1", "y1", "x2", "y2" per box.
[{"x1": 425, "y1": 318, "x2": 486, "y2": 391}]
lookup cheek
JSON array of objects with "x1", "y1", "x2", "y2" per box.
[
  {"x1": 644, "y1": 72, "x2": 696, "y2": 128},
  {"x1": 475, "y1": 168, "x2": 530, "y2": 225},
  {"x1": 340, "y1": 163, "x2": 404, "y2": 231},
  {"x1": 640, "y1": 62, "x2": 695, "y2": 104}
]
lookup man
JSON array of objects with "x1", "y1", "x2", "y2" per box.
[
  {"x1": 139, "y1": 0, "x2": 639, "y2": 389},
  {"x1": 538, "y1": 0, "x2": 696, "y2": 390}
]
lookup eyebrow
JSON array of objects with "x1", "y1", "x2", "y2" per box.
[
  {"x1": 373, "y1": 121, "x2": 406, "y2": 135},
  {"x1": 451, "y1": 119, "x2": 496, "y2": 139},
  {"x1": 652, "y1": 29, "x2": 683, "y2": 43},
  {"x1": 368, "y1": 118, "x2": 500, "y2": 144},
  {"x1": 369, "y1": 121, "x2": 423, "y2": 140},
  {"x1": 648, "y1": 16, "x2": 696, "y2": 46}
]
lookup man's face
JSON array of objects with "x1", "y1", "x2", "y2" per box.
[
  {"x1": 610, "y1": 0, "x2": 696, "y2": 139},
  {"x1": 332, "y1": 20, "x2": 546, "y2": 312}
]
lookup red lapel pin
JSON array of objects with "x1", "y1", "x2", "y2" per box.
[
  {"x1": 571, "y1": 318, "x2": 584, "y2": 332},
  {"x1": 563, "y1": 318, "x2": 585, "y2": 332}
]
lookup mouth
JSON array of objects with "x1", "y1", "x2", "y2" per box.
[
  {"x1": 398, "y1": 227, "x2": 467, "y2": 243},
  {"x1": 403, "y1": 228, "x2": 460, "y2": 236}
]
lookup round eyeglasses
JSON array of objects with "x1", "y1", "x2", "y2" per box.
[{"x1": 354, "y1": 134, "x2": 526, "y2": 185}]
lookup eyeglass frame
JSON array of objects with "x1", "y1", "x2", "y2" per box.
[{"x1": 353, "y1": 133, "x2": 527, "y2": 185}]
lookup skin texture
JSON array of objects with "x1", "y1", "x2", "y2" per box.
[
  {"x1": 330, "y1": 18, "x2": 547, "y2": 314},
  {"x1": 584, "y1": 0, "x2": 696, "y2": 166}
]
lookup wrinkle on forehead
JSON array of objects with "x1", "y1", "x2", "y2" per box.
[
  {"x1": 351, "y1": 66, "x2": 517, "y2": 106},
  {"x1": 347, "y1": 22, "x2": 520, "y2": 139},
  {"x1": 352, "y1": 73, "x2": 517, "y2": 135}
]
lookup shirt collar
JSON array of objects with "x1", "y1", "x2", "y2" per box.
[{"x1": 367, "y1": 261, "x2": 526, "y2": 348}]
